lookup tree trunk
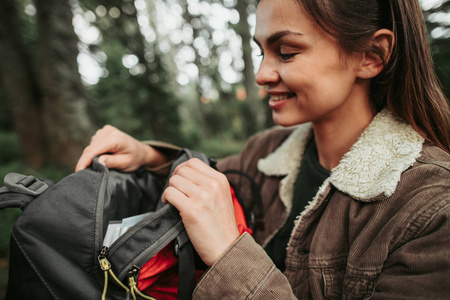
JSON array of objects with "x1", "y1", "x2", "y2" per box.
[
  {"x1": 35, "y1": 0, "x2": 95, "y2": 168},
  {"x1": 235, "y1": 0, "x2": 264, "y2": 135},
  {"x1": 0, "y1": 0, "x2": 47, "y2": 168},
  {"x1": 175, "y1": 0, "x2": 213, "y2": 137}
]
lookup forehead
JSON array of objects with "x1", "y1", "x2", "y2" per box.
[{"x1": 254, "y1": 0, "x2": 314, "y2": 41}]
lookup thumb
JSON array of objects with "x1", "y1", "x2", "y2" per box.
[
  {"x1": 97, "y1": 154, "x2": 140, "y2": 172},
  {"x1": 98, "y1": 155, "x2": 107, "y2": 167}
]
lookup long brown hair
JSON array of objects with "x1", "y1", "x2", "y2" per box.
[{"x1": 296, "y1": 0, "x2": 450, "y2": 152}]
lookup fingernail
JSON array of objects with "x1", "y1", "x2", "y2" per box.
[{"x1": 98, "y1": 156, "x2": 106, "y2": 166}]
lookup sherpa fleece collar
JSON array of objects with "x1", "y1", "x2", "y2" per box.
[{"x1": 257, "y1": 109, "x2": 425, "y2": 206}]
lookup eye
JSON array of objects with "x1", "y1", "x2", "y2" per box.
[{"x1": 278, "y1": 52, "x2": 297, "y2": 60}]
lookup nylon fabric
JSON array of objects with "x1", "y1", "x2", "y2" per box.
[{"x1": 1, "y1": 149, "x2": 255, "y2": 300}]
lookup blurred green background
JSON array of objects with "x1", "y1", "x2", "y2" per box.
[{"x1": 0, "y1": 0, "x2": 449, "y2": 297}]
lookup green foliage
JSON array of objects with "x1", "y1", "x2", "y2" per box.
[
  {"x1": 0, "y1": 132, "x2": 21, "y2": 164},
  {"x1": 18, "y1": 0, "x2": 37, "y2": 53},
  {"x1": 197, "y1": 136, "x2": 246, "y2": 159}
]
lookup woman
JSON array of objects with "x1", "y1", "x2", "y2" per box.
[{"x1": 76, "y1": 0, "x2": 450, "y2": 298}]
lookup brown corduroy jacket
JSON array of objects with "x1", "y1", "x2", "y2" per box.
[{"x1": 189, "y1": 110, "x2": 450, "y2": 299}]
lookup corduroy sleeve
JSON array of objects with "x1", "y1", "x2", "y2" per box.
[
  {"x1": 193, "y1": 232, "x2": 297, "y2": 299},
  {"x1": 370, "y1": 196, "x2": 450, "y2": 300},
  {"x1": 141, "y1": 141, "x2": 181, "y2": 176}
]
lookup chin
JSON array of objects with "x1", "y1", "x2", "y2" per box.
[{"x1": 273, "y1": 114, "x2": 308, "y2": 127}]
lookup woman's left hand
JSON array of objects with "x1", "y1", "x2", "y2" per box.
[{"x1": 161, "y1": 158, "x2": 240, "y2": 266}]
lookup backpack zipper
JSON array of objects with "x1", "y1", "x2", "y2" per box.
[
  {"x1": 127, "y1": 266, "x2": 157, "y2": 300},
  {"x1": 98, "y1": 246, "x2": 130, "y2": 300}
]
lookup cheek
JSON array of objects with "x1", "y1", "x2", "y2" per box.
[
  {"x1": 279, "y1": 64, "x2": 312, "y2": 92},
  {"x1": 280, "y1": 57, "x2": 356, "y2": 102}
]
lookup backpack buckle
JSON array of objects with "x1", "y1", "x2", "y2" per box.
[{"x1": 4, "y1": 173, "x2": 49, "y2": 196}]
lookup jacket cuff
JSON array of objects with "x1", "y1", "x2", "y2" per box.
[
  {"x1": 141, "y1": 141, "x2": 181, "y2": 176},
  {"x1": 193, "y1": 232, "x2": 276, "y2": 299}
]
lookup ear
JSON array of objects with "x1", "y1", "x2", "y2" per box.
[{"x1": 356, "y1": 29, "x2": 395, "y2": 79}]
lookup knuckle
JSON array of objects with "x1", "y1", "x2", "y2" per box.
[
  {"x1": 107, "y1": 134, "x2": 121, "y2": 147},
  {"x1": 102, "y1": 124, "x2": 114, "y2": 131},
  {"x1": 209, "y1": 179, "x2": 220, "y2": 190},
  {"x1": 198, "y1": 189, "x2": 210, "y2": 201},
  {"x1": 83, "y1": 145, "x2": 95, "y2": 155},
  {"x1": 190, "y1": 157, "x2": 201, "y2": 164},
  {"x1": 168, "y1": 175, "x2": 178, "y2": 186},
  {"x1": 163, "y1": 187, "x2": 174, "y2": 198},
  {"x1": 217, "y1": 172, "x2": 228, "y2": 183},
  {"x1": 186, "y1": 158, "x2": 197, "y2": 167},
  {"x1": 176, "y1": 164, "x2": 188, "y2": 175}
]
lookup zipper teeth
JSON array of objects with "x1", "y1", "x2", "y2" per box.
[
  {"x1": 134, "y1": 222, "x2": 183, "y2": 267},
  {"x1": 95, "y1": 167, "x2": 110, "y2": 272},
  {"x1": 117, "y1": 220, "x2": 185, "y2": 280}
]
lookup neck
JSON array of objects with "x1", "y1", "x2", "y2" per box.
[{"x1": 313, "y1": 97, "x2": 375, "y2": 171}]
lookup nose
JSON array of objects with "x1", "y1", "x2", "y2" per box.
[{"x1": 255, "y1": 57, "x2": 279, "y2": 86}]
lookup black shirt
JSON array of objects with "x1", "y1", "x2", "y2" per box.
[{"x1": 264, "y1": 137, "x2": 330, "y2": 272}]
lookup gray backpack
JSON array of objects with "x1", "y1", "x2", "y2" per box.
[{"x1": 0, "y1": 149, "x2": 211, "y2": 300}]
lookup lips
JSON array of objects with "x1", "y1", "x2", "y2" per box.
[
  {"x1": 268, "y1": 92, "x2": 295, "y2": 109},
  {"x1": 270, "y1": 93, "x2": 295, "y2": 101}
]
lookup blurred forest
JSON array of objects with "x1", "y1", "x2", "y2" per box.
[{"x1": 0, "y1": 0, "x2": 449, "y2": 297}]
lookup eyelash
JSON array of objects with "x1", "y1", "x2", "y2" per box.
[
  {"x1": 256, "y1": 52, "x2": 297, "y2": 60},
  {"x1": 278, "y1": 52, "x2": 297, "y2": 60}
]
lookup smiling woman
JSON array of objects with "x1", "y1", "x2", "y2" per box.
[
  {"x1": 75, "y1": 0, "x2": 450, "y2": 299},
  {"x1": 253, "y1": 0, "x2": 385, "y2": 169}
]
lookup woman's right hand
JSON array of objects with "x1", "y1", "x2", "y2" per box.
[{"x1": 75, "y1": 125, "x2": 167, "y2": 172}]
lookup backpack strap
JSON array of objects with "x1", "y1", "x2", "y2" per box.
[
  {"x1": 163, "y1": 149, "x2": 210, "y2": 298},
  {"x1": 0, "y1": 173, "x2": 52, "y2": 210},
  {"x1": 169, "y1": 149, "x2": 210, "y2": 299},
  {"x1": 175, "y1": 230, "x2": 196, "y2": 300}
]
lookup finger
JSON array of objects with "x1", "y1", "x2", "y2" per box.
[
  {"x1": 100, "y1": 153, "x2": 147, "y2": 172},
  {"x1": 173, "y1": 164, "x2": 213, "y2": 187},
  {"x1": 161, "y1": 186, "x2": 190, "y2": 212},
  {"x1": 173, "y1": 158, "x2": 226, "y2": 186},
  {"x1": 75, "y1": 142, "x2": 115, "y2": 171},
  {"x1": 184, "y1": 158, "x2": 219, "y2": 177},
  {"x1": 97, "y1": 154, "x2": 124, "y2": 170},
  {"x1": 168, "y1": 174, "x2": 202, "y2": 199},
  {"x1": 90, "y1": 129, "x2": 101, "y2": 143},
  {"x1": 90, "y1": 125, "x2": 116, "y2": 142},
  {"x1": 75, "y1": 146, "x2": 97, "y2": 171}
]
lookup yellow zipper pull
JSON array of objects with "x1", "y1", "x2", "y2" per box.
[
  {"x1": 98, "y1": 247, "x2": 111, "y2": 300},
  {"x1": 128, "y1": 266, "x2": 157, "y2": 300},
  {"x1": 98, "y1": 246, "x2": 131, "y2": 299}
]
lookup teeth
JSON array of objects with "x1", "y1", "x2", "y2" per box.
[{"x1": 271, "y1": 94, "x2": 292, "y2": 101}]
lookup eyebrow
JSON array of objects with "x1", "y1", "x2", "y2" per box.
[{"x1": 253, "y1": 30, "x2": 304, "y2": 46}]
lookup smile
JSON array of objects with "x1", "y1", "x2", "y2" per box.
[{"x1": 270, "y1": 93, "x2": 295, "y2": 101}]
